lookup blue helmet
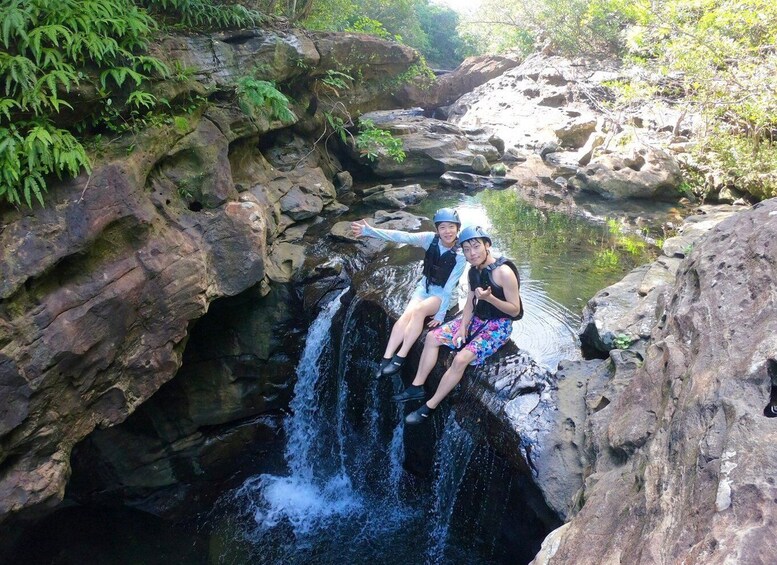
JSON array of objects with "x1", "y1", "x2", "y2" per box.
[
  {"x1": 433, "y1": 208, "x2": 461, "y2": 227},
  {"x1": 458, "y1": 225, "x2": 492, "y2": 246}
]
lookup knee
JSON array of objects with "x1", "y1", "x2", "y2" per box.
[
  {"x1": 424, "y1": 333, "x2": 442, "y2": 348},
  {"x1": 451, "y1": 352, "x2": 471, "y2": 372}
]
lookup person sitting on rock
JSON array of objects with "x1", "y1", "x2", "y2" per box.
[
  {"x1": 392, "y1": 225, "x2": 523, "y2": 425},
  {"x1": 351, "y1": 208, "x2": 466, "y2": 377}
]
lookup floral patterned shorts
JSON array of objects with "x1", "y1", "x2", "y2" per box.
[{"x1": 432, "y1": 315, "x2": 513, "y2": 365}]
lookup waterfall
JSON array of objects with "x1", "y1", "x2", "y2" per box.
[
  {"x1": 235, "y1": 288, "x2": 361, "y2": 538},
  {"x1": 426, "y1": 411, "x2": 477, "y2": 564},
  {"x1": 216, "y1": 287, "x2": 536, "y2": 564}
]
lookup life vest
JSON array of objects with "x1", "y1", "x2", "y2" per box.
[
  {"x1": 468, "y1": 256, "x2": 523, "y2": 320},
  {"x1": 423, "y1": 235, "x2": 459, "y2": 289}
]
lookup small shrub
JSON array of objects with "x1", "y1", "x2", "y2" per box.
[
  {"x1": 236, "y1": 77, "x2": 296, "y2": 124},
  {"x1": 355, "y1": 119, "x2": 405, "y2": 163}
]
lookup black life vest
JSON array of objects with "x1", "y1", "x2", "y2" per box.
[
  {"x1": 468, "y1": 256, "x2": 523, "y2": 320},
  {"x1": 422, "y1": 235, "x2": 459, "y2": 289}
]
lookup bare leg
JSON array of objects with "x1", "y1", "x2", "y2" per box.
[
  {"x1": 396, "y1": 297, "x2": 441, "y2": 357},
  {"x1": 383, "y1": 311, "x2": 412, "y2": 358},
  {"x1": 425, "y1": 349, "x2": 476, "y2": 409},
  {"x1": 410, "y1": 332, "x2": 445, "y2": 387},
  {"x1": 383, "y1": 297, "x2": 440, "y2": 358}
]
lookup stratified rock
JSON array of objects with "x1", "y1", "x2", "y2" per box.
[
  {"x1": 351, "y1": 109, "x2": 500, "y2": 177},
  {"x1": 362, "y1": 184, "x2": 428, "y2": 209},
  {"x1": 398, "y1": 54, "x2": 521, "y2": 109},
  {"x1": 447, "y1": 55, "x2": 603, "y2": 152},
  {"x1": 439, "y1": 171, "x2": 518, "y2": 192}
]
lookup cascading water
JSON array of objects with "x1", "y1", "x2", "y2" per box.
[
  {"x1": 426, "y1": 412, "x2": 478, "y2": 564},
  {"x1": 232, "y1": 288, "x2": 361, "y2": 543},
  {"x1": 216, "y1": 290, "x2": 421, "y2": 563}
]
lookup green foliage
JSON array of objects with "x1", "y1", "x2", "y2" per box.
[
  {"x1": 347, "y1": 17, "x2": 398, "y2": 41},
  {"x1": 0, "y1": 120, "x2": 90, "y2": 207},
  {"x1": 303, "y1": 0, "x2": 467, "y2": 69},
  {"x1": 236, "y1": 77, "x2": 296, "y2": 124},
  {"x1": 613, "y1": 334, "x2": 635, "y2": 349},
  {"x1": 416, "y1": 2, "x2": 471, "y2": 68},
  {"x1": 138, "y1": 0, "x2": 264, "y2": 30},
  {"x1": 622, "y1": 0, "x2": 777, "y2": 199},
  {"x1": 0, "y1": 0, "x2": 165, "y2": 207},
  {"x1": 461, "y1": 0, "x2": 650, "y2": 57},
  {"x1": 355, "y1": 118, "x2": 405, "y2": 162},
  {"x1": 317, "y1": 69, "x2": 354, "y2": 96}
]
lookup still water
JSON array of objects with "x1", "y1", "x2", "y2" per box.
[{"x1": 411, "y1": 188, "x2": 658, "y2": 369}]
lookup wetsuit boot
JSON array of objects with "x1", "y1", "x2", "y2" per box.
[
  {"x1": 375, "y1": 358, "x2": 391, "y2": 378},
  {"x1": 381, "y1": 354, "x2": 405, "y2": 376},
  {"x1": 405, "y1": 403, "x2": 435, "y2": 425},
  {"x1": 392, "y1": 385, "x2": 425, "y2": 403}
]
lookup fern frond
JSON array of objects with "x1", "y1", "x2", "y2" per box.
[
  {"x1": 99, "y1": 66, "x2": 144, "y2": 89},
  {"x1": 0, "y1": 98, "x2": 19, "y2": 122},
  {"x1": 1, "y1": 2, "x2": 30, "y2": 50},
  {"x1": 132, "y1": 55, "x2": 169, "y2": 78},
  {"x1": 127, "y1": 89, "x2": 157, "y2": 109}
]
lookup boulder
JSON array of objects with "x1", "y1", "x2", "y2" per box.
[
  {"x1": 439, "y1": 172, "x2": 518, "y2": 192},
  {"x1": 362, "y1": 184, "x2": 428, "y2": 209},
  {"x1": 351, "y1": 109, "x2": 500, "y2": 177},
  {"x1": 570, "y1": 144, "x2": 683, "y2": 201},
  {"x1": 398, "y1": 54, "x2": 521, "y2": 110}
]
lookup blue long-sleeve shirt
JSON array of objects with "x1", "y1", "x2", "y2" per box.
[{"x1": 361, "y1": 224, "x2": 467, "y2": 322}]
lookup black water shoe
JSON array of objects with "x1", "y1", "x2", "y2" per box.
[
  {"x1": 764, "y1": 402, "x2": 777, "y2": 418},
  {"x1": 405, "y1": 404, "x2": 434, "y2": 425},
  {"x1": 375, "y1": 357, "x2": 391, "y2": 378},
  {"x1": 381, "y1": 354, "x2": 405, "y2": 376},
  {"x1": 392, "y1": 385, "x2": 425, "y2": 403}
]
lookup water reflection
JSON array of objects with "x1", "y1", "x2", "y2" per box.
[{"x1": 410, "y1": 188, "x2": 658, "y2": 369}]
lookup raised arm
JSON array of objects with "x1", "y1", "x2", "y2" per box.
[{"x1": 351, "y1": 220, "x2": 434, "y2": 248}]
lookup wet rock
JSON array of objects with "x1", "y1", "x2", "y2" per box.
[
  {"x1": 362, "y1": 184, "x2": 428, "y2": 209},
  {"x1": 439, "y1": 171, "x2": 518, "y2": 192}
]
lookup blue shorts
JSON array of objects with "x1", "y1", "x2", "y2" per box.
[
  {"x1": 432, "y1": 316, "x2": 513, "y2": 365},
  {"x1": 410, "y1": 281, "x2": 447, "y2": 304}
]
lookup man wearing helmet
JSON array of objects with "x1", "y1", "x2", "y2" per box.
[
  {"x1": 351, "y1": 208, "x2": 467, "y2": 377},
  {"x1": 392, "y1": 226, "x2": 523, "y2": 425}
]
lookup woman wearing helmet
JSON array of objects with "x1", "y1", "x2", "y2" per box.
[
  {"x1": 351, "y1": 208, "x2": 466, "y2": 377},
  {"x1": 392, "y1": 225, "x2": 523, "y2": 424}
]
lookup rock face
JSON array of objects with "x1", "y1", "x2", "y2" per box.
[
  {"x1": 579, "y1": 206, "x2": 739, "y2": 354},
  {"x1": 536, "y1": 199, "x2": 777, "y2": 564},
  {"x1": 0, "y1": 28, "x2": 419, "y2": 526},
  {"x1": 447, "y1": 54, "x2": 688, "y2": 203},
  {"x1": 570, "y1": 145, "x2": 683, "y2": 201},
  {"x1": 353, "y1": 109, "x2": 502, "y2": 177},
  {"x1": 399, "y1": 54, "x2": 521, "y2": 110}
]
